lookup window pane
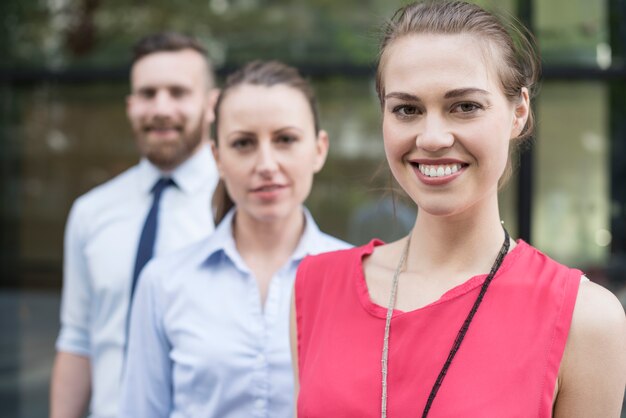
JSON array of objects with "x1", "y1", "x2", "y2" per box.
[
  {"x1": 535, "y1": 0, "x2": 609, "y2": 67},
  {"x1": 534, "y1": 82, "x2": 609, "y2": 268},
  {"x1": 17, "y1": 83, "x2": 134, "y2": 285}
]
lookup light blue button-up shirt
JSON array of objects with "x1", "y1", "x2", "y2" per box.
[
  {"x1": 56, "y1": 145, "x2": 218, "y2": 418},
  {"x1": 119, "y1": 208, "x2": 350, "y2": 418}
]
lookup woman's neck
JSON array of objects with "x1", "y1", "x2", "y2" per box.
[
  {"x1": 233, "y1": 209, "x2": 305, "y2": 259},
  {"x1": 409, "y1": 198, "x2": 511, "y2": 276},
  {"x1": 232, "y1": 208, "x2": 305, "y2": 306}
]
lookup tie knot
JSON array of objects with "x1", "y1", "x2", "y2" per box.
[{"x1": 151, "y1": 177, "x2": 175, "y2": 195}]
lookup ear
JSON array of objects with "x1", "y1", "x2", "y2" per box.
[
  {"x1": 210, "y1": 140, "x2": 224, "y2": 177},
  {"x1": 313, "y1": 130, "x2": 330, "y2": 173},
  {"x1": 511, "y1": 87, "x2": 530, "y2": 139},
  {"x1": 204, "y1": 88, "x2": 220, "y2": 126},
  {"x1": 125, "y1": 94, "x2": 134, "y2": 121}
]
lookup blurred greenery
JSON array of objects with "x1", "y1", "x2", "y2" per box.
[
  {"x1": 0, "y1": 0, "x2": 530, "y2": 72},
  {"x1": 0, "y1": 0, "x2": 410, "y2": 70},
  {"x1": 0, "y1": 0, "x2": 612, "y2": 71}
]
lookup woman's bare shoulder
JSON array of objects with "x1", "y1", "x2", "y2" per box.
[
  {"x1": 570, "y1": 280, "x2": 625, "y2": 339},
  {"x1": 554, "y1": 280, "x2": 626, "y2": 417}
]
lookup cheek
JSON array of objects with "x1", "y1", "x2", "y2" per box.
[
  {"x1": 282, "y1": 154, "x2": 316, "y2": 191},
  {"x1": 181, "y1": 102, "x2": 204, "y2": 121},
  {"x1": 219, "y1": 156, "x2": 248, "y2": 189},
  {"x1": 382, "y1": 121, "x2": 409, "y2": 160},
  {"x1": 181, "y1": 99, "x2": 206, "y2": 119},
  {"x1": 293, "y1": 167, "x2": 315, "y2": 201},
  {"x1": 467, "y1": 129, "x2": 510, "y2": 175},
  {"x1": 221, "y1": 171, "x2": 246, "y2": 203},
  {"x1": 127, "y1": 105, "x2": 146, "y2": 123}
]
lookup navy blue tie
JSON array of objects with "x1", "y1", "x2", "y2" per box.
[{"x1": 130, "y1": 177, "x2": 175, "y2": 301}]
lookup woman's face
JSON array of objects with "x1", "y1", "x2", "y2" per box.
[
  {"x1": 212, "y1": 83, "x2": 328, "y2": 224},
  {"x1": 381, "y1": 33, "x2": 529, "y2": 219}
]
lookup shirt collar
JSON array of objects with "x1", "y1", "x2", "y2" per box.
[
  {"x1": 137, "y1": 144, "x2": 216, "y2": 195},
  {"x1": 202, "y1": 209, "x2": 241, "y2": 267},
  {"x1": 291, "y1": 207, "x2": 325, "y2": 261},
  {"x1": 201, "y1": 207, "x2": 325, "y2": 268}
]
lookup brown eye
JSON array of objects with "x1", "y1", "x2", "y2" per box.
[
  {"x1": 392, "y1": 105, "x2": 418, "y2": 116},
  {"x1": 275, "y1": 134, "x2": 297, "y2": 145},
  {"x1": 137, "y1": 88, "x2": 156, "y2": 99},
  {"x1": 170, "y1": 87, "x2": 189, "y2": 99},
  {"x1": 232, "y1": 138, "x2": 254, "y2": 150},
  {"x1": 452, "y1": 102, "x2": 482, "y2": 113}
]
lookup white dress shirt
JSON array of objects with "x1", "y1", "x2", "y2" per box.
[
  {"x1": 56, "y1": 145, "x2": 218, "y2": 418},
  {"x1": 119, "y1": 208, "x2": 351, "y2": 418}
]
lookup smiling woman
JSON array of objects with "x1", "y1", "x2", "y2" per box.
[
  {"x1": 118, "y1": 60, "x2": 350, "y2": 418},
  {"x1": 380, "y1": 33, "x2": 526, "y2": 217},
  {"x1": 290, "y1": 1, "x2": 626, "y2": 417}
]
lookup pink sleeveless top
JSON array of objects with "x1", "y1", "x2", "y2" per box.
[{"x1": 295, "y1": 240, "x2": 581, "y2": 418}]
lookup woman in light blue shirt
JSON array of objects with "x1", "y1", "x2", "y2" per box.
[{"x1": 119, "y1": 60, "x2": 350, "y2": 418}]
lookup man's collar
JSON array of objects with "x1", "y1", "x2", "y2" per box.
[{"x1": 138, "y1": 144, "x2": 217, "y2": 194}]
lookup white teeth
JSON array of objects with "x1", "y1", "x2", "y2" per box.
[{"x1": 418, "y1": 163, "x2": 462, "y2": 178}]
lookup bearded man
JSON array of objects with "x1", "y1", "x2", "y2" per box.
[{"x1": 50, "y1": 32, "x2": 219, "y2": 418}]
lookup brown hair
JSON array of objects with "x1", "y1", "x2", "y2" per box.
[
  {"x1": 131, "y1": 31, "x2": 215, "y2": 89},
  {"x1": 376, "y1": 0, "x2": 541, "y2": 186},
  {"x1": 211, "y1": 60, "x2": 321, "y2": 225}
]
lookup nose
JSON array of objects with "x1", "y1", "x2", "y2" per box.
[
  {"x1": 255, "y1": 142, "x2": 279, "y2": 177},
  {"x1": 415, "y1": 113, "x2": 454, "y2": 152},
  {"x1": 151, "y1": 90, "x2": 175, "y2": 116}
]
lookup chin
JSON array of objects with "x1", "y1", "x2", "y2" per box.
[
  {"x1": 413, "y1": 195, "x2": 465, "y2": 218},
  {"x1": 146, "y1": 147, "x2": 188, "y2": 170},
  {"x1": 245, "y1": 204, "x2": 300, "y2": 224},
  {"x1": 419, "y1": 206, "x2": 458, "y2": 218}
]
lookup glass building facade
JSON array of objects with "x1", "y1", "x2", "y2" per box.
[{"x1": 1, "y1": 0, "x2": 625, "y2": 415}]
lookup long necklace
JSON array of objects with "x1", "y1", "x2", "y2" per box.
[{"x1": 380, "y1": 228, "x2": 510, "y2": 418}]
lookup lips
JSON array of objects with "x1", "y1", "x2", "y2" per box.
[
  {"x1": 144, "y1": 125, "x2": 182, "y2": 134},
  {"x1": 251, "y1": 184, "x2": 286, "y2": 193}
]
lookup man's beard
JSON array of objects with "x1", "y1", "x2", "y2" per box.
[{"x1": 140, "y1": 119, "x2": 204, "y2": 171}]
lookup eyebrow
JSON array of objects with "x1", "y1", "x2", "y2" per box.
[
  {"x1": 225, "y1": 130, "x2": 255, "y2": 139},
  {"x1": 444, "y1": 88, "x2": 490, "y2": 99},
  {"x1": 226, "y1": 126, "x2": 304, "y2": 138},
  {"x1": 384, "y1": 92, "x2": 421, "y2": 102},
  {"x1": 384, "y1": 88, "x2": 490, "y2": 102},
  {"x1": 275, "y1": 126, "x2": 304, "y2": 134}
]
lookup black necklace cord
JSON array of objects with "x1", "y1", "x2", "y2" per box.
[{"x1": 422, "y1": 228, "x2": 510, "y2": 417}]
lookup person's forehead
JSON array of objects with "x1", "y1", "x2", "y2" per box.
[
  {"x1": 130, "y1": 49, "x2": 208, "y2": 88},
  {"x1": 218, "y1": 84, "x2": 315, "y2": 130},
  {"x1": 383, "y1": 33, "x2": 500, "y2": 91}
]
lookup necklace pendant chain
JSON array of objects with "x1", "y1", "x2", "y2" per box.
[
  {"x1": 380, "y1": 228, "x2": 510, "y2": 418},
  {"x1": 380, "y1": 235, "x2": 411, "y2": 418}
]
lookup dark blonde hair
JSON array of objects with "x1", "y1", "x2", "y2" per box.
[
  {"x1": 211, "y1": 60, "x2": 321, "y2": 225},
  {"x1": 376, "y1": 0, "x2": 541, "y2": 186}
]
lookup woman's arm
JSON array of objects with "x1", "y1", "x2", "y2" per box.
[
  {"x1": 554, "y1": 281, "x2": 626, "y2": 417},
  {"x1": 290, "y1": 288, "x2": 300, "y2": 418}
]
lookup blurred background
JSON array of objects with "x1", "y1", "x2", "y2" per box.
[{"x1": 1, "y1": 0, "x2": 625, "y2": 416}]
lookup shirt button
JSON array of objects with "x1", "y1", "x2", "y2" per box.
[
  {"x1": 257, "y1": 353, "x2": 266, "y2": 363},
  {"x1": 255, "y1": 398, "x2": 266, "y2": 409}
]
